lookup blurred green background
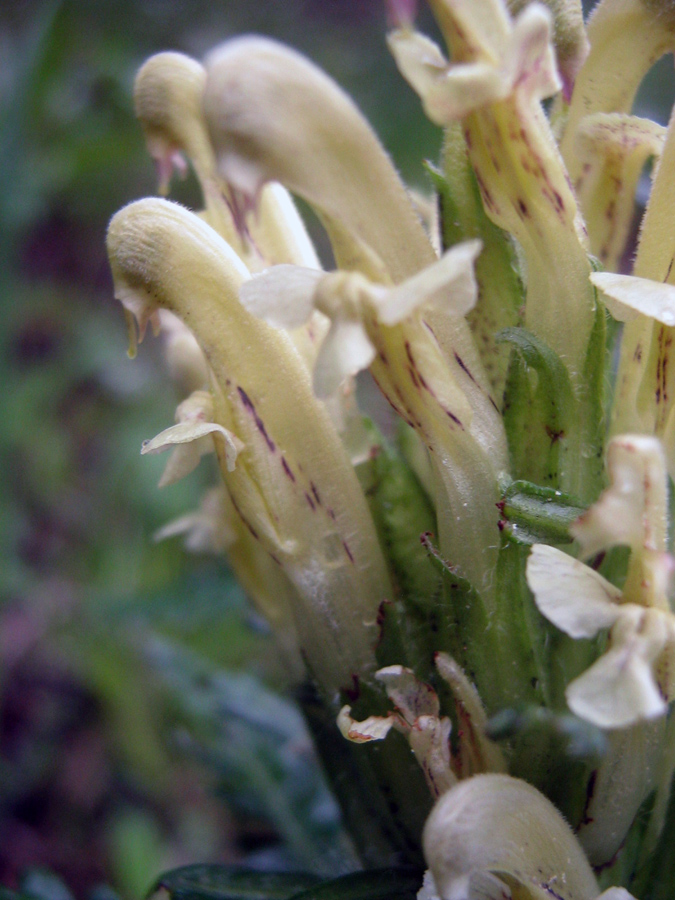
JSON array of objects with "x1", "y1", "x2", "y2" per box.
[{"x1": 0, "y1": 1, "x2": 671, "y2": 899}]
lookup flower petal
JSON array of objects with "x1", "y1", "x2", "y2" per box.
[
  {"x1": 142, "y1": 419, "x2": 243, "y2": 481},
  {"x1": 596, "y1": 890, "x2": 638, "y2": 900},
  {"x1": 240, "y1": 265, "x2": 324, "y2": 329},
  {"x1": 376, "y1": 664, "x2": 440, "y2": 722},
  {"x1": 570, "y1": 435, "x2": 668, "y2": 558},
  {"x1": 591, "y1": 273, "x2": 675, "y2": 327},
  {"x1": 337, "y1": 705, "x2": 402, "y2": 742},
  {"x1": 385, "y1": 29, "x2": 449, "y2": 109},
  {"x1": 504, "y1": 4, "x2": 561, "y2": 104},
  {"x1": 376, "y1": 240, "x2": 482, "y2": 325},
  {"x1": 423, "y1": 774, "x2": 600, "y2": 900},
  {"x1": 154, "y1": 487, "x2": 236, "y2": 553},
  {"x1": 526, "y1": 544, "x2": 621, "y2": 639},
  {"x1": 313, "y1": 319, "x2": 376, "y2": 398},
  {"x1": 408, "y1": 715, "x2": 456, "y2": 798},
  {"x1": 566, "y1": 634, "x2": 667, "y2": 729}
]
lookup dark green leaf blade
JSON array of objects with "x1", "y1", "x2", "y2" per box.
[
  {"x1": 151, "y1": 866, "x2": 321, "y2": 900},
  {"x1": 288, "y1": 870, "x2": 423, "y2": 900}
]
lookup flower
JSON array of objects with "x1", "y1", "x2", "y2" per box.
[
  {"x1": 527, "y1": 436, "x2": 675, "y2": 728},
  {"x1": 240, "y1": 240, "x2": 482, "y2": 398},
  {"x1": 338, "y1": 653, "x2": 505, "y2": 798}
]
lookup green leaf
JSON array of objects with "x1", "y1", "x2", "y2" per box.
[
  {"x1": 289, "y1": 870, "x2": 423, "y2": 900},
  {"x1": 356, "y1": 420, "x2": 440, "y2": 613},
  {"x1": 579, "y1": 288, "x2": 611, "y2": 501},
  {"x1": 151, "y1": 866, "x2": 320, "y2": 900},
  {"x1": 499, "y1": 326, "x2": 575, "y2": 489},
  {"x1": 499, "y1": 480, "x2": 585, "y2": 546},
  {"x1": 421, "y1": 534, "x2": 537, "y2": 712}
]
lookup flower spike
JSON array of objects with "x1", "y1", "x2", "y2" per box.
[
  {"x1": 240, "y1": 241, "x2": 505, "y2": 604},
  {"x1": 108, "y1": 197, "x2": 393, "y2": 697},
  {"x1": 598, "y1": 107, "x2": 675, "y2": 479},
  {"x1": 134, "y1": 52, "x2": 239, "y2": 244},
  {"x1": 203, "y1": 35, "x2": 436, "y2": 285},
  {"x1": 205, "y1": 37, "x2": 507, "y2": 596},
  {"x1": 134, "y1": 50, "x2": 324, "y2": 282},
  {"x1": 391, "y1": 1, "x2": 601, "y2": 513},
  {"x1": 389, "y1": 4, "x2": 561, "y2": 124},
  {"x1": 202, "y1": 35, "x2": 504, "y2": 450},
  {"x1": 391, "y1": 2, "x2": 595, "y2": 409}
]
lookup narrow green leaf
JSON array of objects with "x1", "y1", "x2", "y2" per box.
[
  {"x1": 356, "y1": 421, "x2": 440, "y2": 613},
  {"x1": 151, "y1": 866, "x2": 320, "y2": 900},
  {"x1": 579, "y1": 287, "x2": 611, "y2": 501},
  {"x1": 499, "y1": 480, "x2": 585, "y2": 546},
  {"x1": 499, "y1": 326, "x2": 575, "y2": 489},
  {"x1": 421, "y1": 534, "x2": 538, "y2": 713}
]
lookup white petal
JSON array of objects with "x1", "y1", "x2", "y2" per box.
[
  {"x1": 239, "y1": 264, "x2": 323, "y2": 328},
  {"x1": 416, "y1": 870, "x2": 440, "y2": 900},
  {"x1": 313, "y1": 319, "x2": 376, "y2": 398},
  {"x1": 424, "y1": 63, "x2": 507, "y2": 123},
  {"x1": 591, "y1": 272, "x2": 675, "y2": 327},
  {"x1": 408, "y1": 715, "x2": 456, "y2": 798},
  {"x1": 337, "y1": 705, "x2": 401, "y2": 742},
  {"x1": 526, "y1": 544, "x2": 621, "y2": 638},
  {"x1": 377, "y1": 240, "x2": 482, "y2": 325},
  {"x1": 142, "y1": 420, "x2": 243, "y2": 474},
  {"x1": 154, "y1": 487, "x2": 236, "y2": 553},
  {"x1": 376, "y1": 665, "x2": 440, "y2": 722},
  {"x1": 596, "y1": 890, "x2": 639, "y2": 900},
  {"x1": 571, "y1": 435, "x2": 668, "y2": 557},
  {"x1": 504, "y1": 4, "x2": 561, "y2": 103},
  {"x1": 387, "y1": 27, "x2": 505, "y2": 123},
  {"x1": 386, "y1": 29, "x2": 449, "y2": 107},
  {"x1": 566, "y1": 640, "x2": 667, "y2": 729},
  {"x1": 157, "y1": 442, "x2": 206, "y2": 487}
]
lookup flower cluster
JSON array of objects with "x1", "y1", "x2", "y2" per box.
[{"x1": 107, "y1": 0, "x2": 675, "y2": 898}]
